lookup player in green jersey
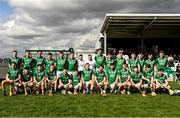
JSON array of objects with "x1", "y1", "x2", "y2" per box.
[
  {"x1": 155, "y1": 50, "x2": 168, "y2": 71},
  {"x1": 138, "y1": 53, "x2": 145, "y2": 72},
  {"x1": 94, "y1": 65, "x2": 108, "y2": 96},
  {"x1": 22, "y1": 67, "x2": 34, "y2": 96},
  {"x1": 118, "y1": 63, "x2": 131, "y2": 94},
  {"x1": 67, "y1": 52, "x2": 78, "y2": 75},
  {"x1": 130, "y1": 66, "x2": 143, "y2": 94},
  {"x1": 142, "y1": 64, "x2": 155, "y2": 96},
  {"x1": 58, "y1": 68, "x2": 73, "y2": 94},
  {"x1": 128, "y1": 53, "x2": 140, "y2": 72},
  {"x1": 31, "y1": 60, "x2": 37, "y2": 74},
  {"x1": 72, "y1": 70, "x2": 83, "y2": 94},
  {"x1": 95, "y1": 48, "x2": 106, "y2": 70},
  {"x1": 46, "y1": 64, "x2": 57, "y2": 96},
  {"x1": 33, "y1": 64, "x2": 46, "y2": 95},
  {"x1": 56, "y1": 51, "x2": 67, "y2": 78},
  {"x1": 154, "y1": 69, "x2": 173, "y2": 95},
  {"x1": 81, "y1": 63, "x2": 95, "y2": 94},
  {"x1": 22, "y1": 50, "x2": 33, "y2": 69},
  {"x1": 116, "y1": 50, "x2": 125, "y2": 71},
  {"x1": 45, "y1": 53, "x2": 55, "y2": 73},
  {"x1": 143, "y1": 53, "x2": 155, "y2": 72},
  {"x1": 35, "y1": 50, "x2": 45, "y2": 67},
  {"x1": 105, "y1": 52, "x2": 116, "y2": 71},
  {"x1": 8, "y1": 50, "x2": 21, "y2": 69},
  {"x1": 2, "y1": 62, "x2": 21, "y2": 96},
  {"x1": 106, "y1": 63, "x2": 120, "y2": 94}
]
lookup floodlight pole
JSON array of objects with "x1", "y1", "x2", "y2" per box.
[
  {"x1": 104, "y1": 32, "x2": 107, "y2": 55},
  {"x1": 141, "y1": 17, "x2": 157, "y2": 54}
]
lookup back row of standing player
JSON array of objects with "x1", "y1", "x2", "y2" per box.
[{"x1": 8, "y1": 49, "x2": 168, "y2": 74}]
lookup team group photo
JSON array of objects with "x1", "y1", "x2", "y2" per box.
[
  {"x1": 2, "y1": 48, "x2": 179, "y2": 97},
  {"x1": 0, "y1": 0, "x2": 180, "y2": 117}
]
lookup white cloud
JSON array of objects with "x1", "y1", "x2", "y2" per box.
[{"x1": 0, "y1": 0, "x2": 180, "y2": 57}]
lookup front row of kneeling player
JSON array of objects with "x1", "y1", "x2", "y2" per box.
[{"x1": 1, "y1": 62, "x2": 174, "y2": 96}]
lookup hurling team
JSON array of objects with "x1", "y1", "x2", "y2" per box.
[{"x1": 1, "y1": 48, "x2": 178, "y2": 96}]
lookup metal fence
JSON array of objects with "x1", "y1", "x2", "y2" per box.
[{"x1": 0, "y1": 62, "x2": 9, "y2": 80}]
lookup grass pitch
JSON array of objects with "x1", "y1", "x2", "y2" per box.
[{"x1": 0, "y1": 82, "x2": 179, "y2": 117}]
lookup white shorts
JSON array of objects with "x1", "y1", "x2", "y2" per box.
[
  {"x1": 110, "y1": 82, "x2": 116, "y2": 89},
  {"x1": 84, "y1": 81, "x2": 91, "y2": 88},
  {"x1": 74, "y1": 83, "x2": 80, "y2": 90},
  {"x1": 143, "y1": 84, "x2": 149, "y2": 88}
]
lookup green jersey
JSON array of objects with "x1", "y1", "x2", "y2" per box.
[
  {"x1": 95, "y1": 70, "x2": 106, "y2": 83},
  {"x1": 59, "y1": 73, "x2": 71, "y2": 84},
  {"x1": 142, "y1": 70, "x2": 154, "y2": 84},
  {"x1": 23, "y1": 57, "x2": 33, "y2": 69},
  {"x1": 154, "y1": 73, "x2": 167, "y2": 84},
  {"x1": 116, "y1": 57, "x2": 125, "y2": 70},
  {"x1": 67, "y1": 58, "x2": 78, "y2": 72},
  {"x1": 46, "y1": 70, "x2": 56, "y2": 80},
  {"x1": 131, "y1": 72, "x2": 142, "y2": 84},
  {"x1": 95, "y1": 55, "x2": 106, "y2": 68},
  {"x1": 8, "y1": 57, "x2": 21, "y2": 66},
  {"x1": 22, "y1": 72, "x2": 33, "y2": 82},
  {"x1": 35, "y1": 56, "x2": 45, "y2": 67},
  {"x1": 45, "y1": 59, "x2": 55, "y2": 72},
  {"x1": 156, "y1": 57, "x2": 167, "y2": 70},
  {"x1": 31, "y1": 67, "x2": 37, "y2": 75},
  {"x1": 105, "y1": 58, "x2": 116, "y2": 70},
  {"x1": 119, "y1": 69, "x2": 130, "y2": 83},
  {"x1": 138, "y1": 59, "x2": 145, "y2": 71},
  {"x1": 144, "y1": 59, "x2": 155, "y2": 71},
  {"x1": 34, "y1": 71, "x2": 45, "y2": 82},
  {"x1": 106, "y1": 69, "x2": 118, "y2": 84},
  {"x1": 56, "y1": 58, "x2": 67, "y2": 71},
  {"x1": 73, "y1": 74, "x2": 80, "y2": 86},
  {"x1": 8, "y1": 68, "x2": 21, "y2": 80},
  {"x1": 82, "y1": 69, "x2": 94, "y2": 82},
  {"x1": 128, "y1": 59, "x2": 139, "y2": 70}
]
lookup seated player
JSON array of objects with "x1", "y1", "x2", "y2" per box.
[
  {"x1": 154, "y1": 69, "x2": 173, "y2": 95},
  {"x1": 33, "y1": 64, "x2": 46, "y2": 95},
  {"x1": 142, "y1": 64, "x2": 155, "y2": 96},
  {"x1": 22, "y1": 67, "x2": 34, "y2": 96},
  {"x1": 1, "y1": 62, "x2": 21, "y2": 96},
  {"x1": 58, "y1": 68, "x2": 73, "y2": 94},
  {"x1": 118, "y1": 63, "x2": 131, "y2": 94},
  {"x1": 81, "y1": 63, "x2": 95, "y2": 94},
  {"x1": 106, "y1": 63, "x2": 120, "y2": 94},
  {"x1": 130, "y1": 66, "x2": 143, "y2": 94},
  {"x1": 72, "y1": 70, "x2": 83, "y2": 94},
  {"x1": 94, "y1": 65, "x2": 108, "y2": 96},
  {"x1": 46, "y1": 64, "x2": 57, "y2": 96}
]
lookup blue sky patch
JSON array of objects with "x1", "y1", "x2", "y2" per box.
[{"x1": 0, "y1": 0, "x2": 14, "y2": 23}]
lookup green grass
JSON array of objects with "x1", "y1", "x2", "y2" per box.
[{"x1": 0, "y1": 82, "x2": 179, "y2": 117}]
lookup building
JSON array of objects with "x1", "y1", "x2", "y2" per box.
[{"x1": 97, "y1": 14, "x2": 180, "y2": 55}]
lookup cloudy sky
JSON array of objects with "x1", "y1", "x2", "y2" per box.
[{"x1": 0, "y1": 0, "x2": 180, "y2": 57}]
